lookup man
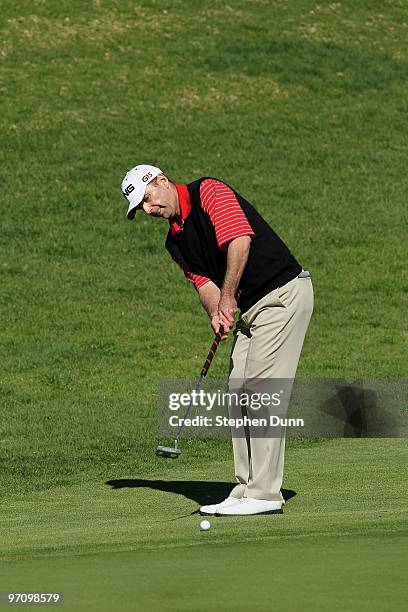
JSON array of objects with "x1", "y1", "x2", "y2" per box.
[{"x1": 121, "y1": 164, "x2": 313, "y2": 516}]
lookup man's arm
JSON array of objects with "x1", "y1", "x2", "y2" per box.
[
  {"x1": 198, "y1": 179, "x2": 254, "y2": 333},
  {"x1": 218, "y1": 235, "x2": 251, "y2": 331},
  {"x1": 197, "y1": 235, "x2": 251, "y2": 335}
]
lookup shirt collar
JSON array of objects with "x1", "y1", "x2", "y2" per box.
[{"x1": 169, "y1": 183, "x2": 191, "y2": 235}]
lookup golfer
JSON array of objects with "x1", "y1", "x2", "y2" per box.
[{"x1": 121, "y1": 165, "x2": 313, "y2": 516}]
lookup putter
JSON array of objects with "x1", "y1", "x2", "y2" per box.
[{"x1": 156, "y1": 326, "x2": 224, "y2": 459}]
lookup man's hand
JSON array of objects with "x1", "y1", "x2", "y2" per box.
[
  {"x1": 218, "y1": 292, "x2": 237, "y2": 333},
  {"x1": 210, "y1": 314, "x2": 228, "y2": 340}
]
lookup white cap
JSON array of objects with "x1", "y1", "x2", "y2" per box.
[{"x1": 121, "y1": 164, "x2": 163, "y2": 220}]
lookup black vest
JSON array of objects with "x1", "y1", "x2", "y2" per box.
[{"x1": 165, "y1": 178, "x2": 302, "y2": 312}]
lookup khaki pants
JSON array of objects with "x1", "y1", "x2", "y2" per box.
[{"x1": 228, "y1": 273, "x2": 314, "y2": 501}]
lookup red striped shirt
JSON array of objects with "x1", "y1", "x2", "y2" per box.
[{"x1": 170, "y1": 180, "x2": 254, "y2": 290}]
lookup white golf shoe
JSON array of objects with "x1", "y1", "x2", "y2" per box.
[
  {"x1": 199, "y1": 496, "x2": 242, "y2": 516},
  {"x1": 215, "y1": 497, "x2": 284, "y2": 516}
]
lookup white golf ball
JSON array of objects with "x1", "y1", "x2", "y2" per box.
[{"x1": 200, "y1": 519, "x2": 211, "y2": 531}]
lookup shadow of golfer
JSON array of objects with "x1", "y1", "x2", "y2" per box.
[
  {"x1": 318, "y1": 380, "x2": 398, "y2": 437},
  {"x1": 105, "y1": 479, "x2": 296, "y2": 506}
]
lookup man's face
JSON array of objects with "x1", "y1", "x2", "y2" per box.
[{"x1": 139, "y1": 175, "x2": 180, "y2": 220}]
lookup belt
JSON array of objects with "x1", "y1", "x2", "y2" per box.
[{"x1": 298, "y1": 270, "x2": 311, "y2": 278}]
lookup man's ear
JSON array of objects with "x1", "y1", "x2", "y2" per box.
[{"x1": 156, "y1": 173, "x2": 168, "y2": 187}]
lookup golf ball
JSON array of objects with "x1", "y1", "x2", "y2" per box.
[{"x1": 200, "y1": 519, "x2": 211, "y2": 531}]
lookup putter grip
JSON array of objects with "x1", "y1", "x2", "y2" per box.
[{"x1": 200, "y1": 326, "x2": 224, "y2": 377}]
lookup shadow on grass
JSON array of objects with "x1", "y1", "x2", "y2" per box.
[{"x1": 105, "y1": 479, "x2": 296, "y2": 506}]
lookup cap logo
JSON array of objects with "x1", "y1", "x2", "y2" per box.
[
  {"x1": 123, "y1": 184, "x2": 135, "y2": 196},
  {"x1": 142, "y1": 171, "x2": 153, "y2": 183}
]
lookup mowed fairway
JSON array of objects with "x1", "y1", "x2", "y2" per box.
[{"x1": 1, "y1": 1, "x2": 407, "y2": 610}]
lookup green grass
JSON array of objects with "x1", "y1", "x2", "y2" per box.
[
  {"x1": 1, "y1": 439, "x2": 407, "y2": 610},
  {"x1": 1, "y1": 0, "x2": 407, "y2": 609},
  {"x1": 2, "y1": 536, "x2": 407, "y2": 612}
]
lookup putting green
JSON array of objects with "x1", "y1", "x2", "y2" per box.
[{"x1": 2, "y1": 535, "x2": 406, "y2": 611}]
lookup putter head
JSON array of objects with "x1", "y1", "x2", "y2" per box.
[{"x1": 155, "y1": 445, "x2": 181, "y2": 459}]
